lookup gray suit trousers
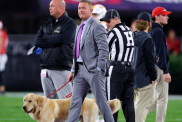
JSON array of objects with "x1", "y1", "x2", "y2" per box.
[{"x1": 67, "y1": 64, "x2": 114, "y2": 122}]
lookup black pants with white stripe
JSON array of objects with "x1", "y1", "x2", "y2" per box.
[{"x1": 106, "y1": 64, "x2": 135, "y2": 122}]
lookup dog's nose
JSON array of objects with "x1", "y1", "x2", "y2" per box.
[{"x1": 23, "y1": 106, "x2": 26, "y2": 110}]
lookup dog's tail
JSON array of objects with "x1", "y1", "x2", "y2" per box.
[{"x1": 99, "y1": 99, "x2": 121, "y2": 115}]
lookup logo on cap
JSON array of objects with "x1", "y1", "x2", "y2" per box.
[{"x1": 56, "y1": 26, "x2": 60, "y2": 30}]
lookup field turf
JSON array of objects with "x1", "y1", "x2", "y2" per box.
[{"x1": 0, "y1": 96, "x2": 181, "y2": 122}]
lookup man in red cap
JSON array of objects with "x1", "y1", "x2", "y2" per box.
[{"x1": 148, "y1": 7, "x2": 172, "y2": 122}]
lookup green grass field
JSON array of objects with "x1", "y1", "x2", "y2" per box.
[{"x1": 0, "y1": 96, "x2": 182, "y2": 122}]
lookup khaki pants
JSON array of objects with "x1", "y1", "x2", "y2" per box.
[
  {"x1": 134, "y1": 84, "x2": 154, "y2": 122},
  {"x1": 147, "y1": 67, "x2": 168, "y2": 122}
]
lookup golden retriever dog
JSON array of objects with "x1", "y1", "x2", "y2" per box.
[{"x1": 23, "y1": 93, "x2": 121, "y2": 122}]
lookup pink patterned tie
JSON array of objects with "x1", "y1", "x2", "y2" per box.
[{"x1": 76, "y1": 23, "x2": 85, "y2": 59}]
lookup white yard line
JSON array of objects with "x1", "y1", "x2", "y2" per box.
[
  {"x1": 1, "y1": 118, "x2": 182, "y2": 121},
  {"x1": 117, "y1": 118, "x2": 182, "y2": 122},
  {"x1": 0, "y1": 118, "x2": 31, "y2": 120},
  {"x1": 2, "y1": 92, "x2": 182, "y2": 100},
  {"x1": 2, "y1": 92, "x2": 44, "y2": 98}
]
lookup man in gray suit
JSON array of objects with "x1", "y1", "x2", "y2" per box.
[{"x1": 66, "y1": 0, "x2": 115, "y2": 122}]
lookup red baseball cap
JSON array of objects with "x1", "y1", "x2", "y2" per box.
[{"x1": 152, "y1": 7, "x2": 172, "y2": 17}]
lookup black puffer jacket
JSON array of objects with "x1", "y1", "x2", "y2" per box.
[
  {"x1": 133, "y1": 31, "x2": 157, "y2": 88},
  {"x1": 34, "y1": 13, "x2": 77, "y2": 70}
]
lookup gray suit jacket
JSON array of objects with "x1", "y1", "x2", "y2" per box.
[{"x1": 72, "y1": 17, "x2": 108, "y2": 75}]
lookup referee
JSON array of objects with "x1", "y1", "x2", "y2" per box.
[{"x1": 101, "y1": 9, "x2": 135, "y2": 122}]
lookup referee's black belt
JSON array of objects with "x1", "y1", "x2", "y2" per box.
[
  {"x1": 110, "y1": 61, "x2": 132, "y2": 66},
  {"x1": 77, "y1": 62, "x2": 83, "y2": 65}
]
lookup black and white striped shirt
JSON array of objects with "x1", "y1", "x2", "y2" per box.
[{"x1": 107, "y1": 22, "x2": 134, "y2": 62}]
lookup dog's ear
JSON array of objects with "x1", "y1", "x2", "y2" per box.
[{"x1": 36, "y1": 95, "x2": 46, "y2": 107}]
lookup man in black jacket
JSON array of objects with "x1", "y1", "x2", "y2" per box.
[
  {"x1": 133, "y1": 12, "x2": 157, "y2": 122},
  {"x1": 34, "y1": 0, "x2": 76, "y2": 99},
  {"x1": 147, "y1": 7, "x2": 172, "y2": 122}
]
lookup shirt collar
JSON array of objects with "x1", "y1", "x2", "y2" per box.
[
  {"x1": 49, "y1": 13, "x2": 67, "y2": 22},
  {"x1": 115, "y1": 22, "x2": 125, "y2": 28},
  {"x1": 135, "y1": 31, "x2": 147, "y2": 35},
  {"x1": 57, "y1": 13, "x2": 67, "y2": 22},
  {"x1": 82, "y1": 16, "x2": 92, "y2": 26}
]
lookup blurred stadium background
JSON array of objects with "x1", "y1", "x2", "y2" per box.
[
  {"x1": 1, "y1": 0, "x2": 182, "y2": 93},
  {"x1": 0, "y1": 0, "x2": 182, "y2": 122}
]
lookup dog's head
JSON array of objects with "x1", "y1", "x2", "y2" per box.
[{"x1": 23, "y1": 93, "x2": 45, "y2": 114}]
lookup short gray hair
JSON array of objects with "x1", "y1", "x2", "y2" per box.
[{"x1": 79, "y1": 0, "x2": 92, "y2": 9}]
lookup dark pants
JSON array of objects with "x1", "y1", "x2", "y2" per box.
[
  {"x1": 107, "y1": 63, "x2": 135, "y2": 122},
  {"x1": 0, "y1": 71, "x2": 6, "y2": 86}
]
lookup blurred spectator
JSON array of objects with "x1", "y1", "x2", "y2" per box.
[
  {"x1": 2, "y1": 26, "x2": 9, "y2": 34},
  {"x1": 92, "y1": 4, "x2": 107, "y2": 31},
  {"x1": 0, "y1": 21, "x2": 8, "y2": 94},
  {"x1": 130, "y1": 18, "x2": 137, "y2": 32},
  {"x1": 166, "y1": 29, "x2": 180, "y2": 55}
]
